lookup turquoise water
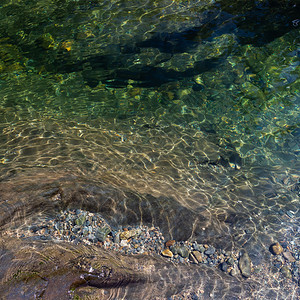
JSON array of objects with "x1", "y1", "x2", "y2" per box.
[{"x1": 0, "y1": 0, "x2": 299, "y2": 268}]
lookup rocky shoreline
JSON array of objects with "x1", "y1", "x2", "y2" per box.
[{"x1": 6, "y1": 208, "x2": 299, "y2": 293}]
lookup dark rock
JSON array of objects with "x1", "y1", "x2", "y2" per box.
[
  {"x1": 221, "y1": 262, "x2": 228, "y2": 272},
  {"x1": 227, "y1": 257, "x2": 234, "y2": 266},
  {"x1": 29, "y1": 225, "x2": 40, "y2": 233},
  {"x1": 238, "y1": 249, "x2": 251, "y2": 278},
  {"x1": 204, "y1": 247, "x2": 215, "y2": 256}
]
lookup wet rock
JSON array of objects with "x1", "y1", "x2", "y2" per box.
[
  {"x1": 29, "y1": 225, "x2": 40, "y2": 233},
  {"x1": 191, "y1": 250, "x2": 203, "y2": 263},
  {"x1": 192, "y1": 242, "x2": 200, "y2": 251},
  {"x1": 170, "y1": 244, "x2": 189, "y2": 258},
  {"x1": 238, "y1": 249, "x2": 251, "y2": 278},
  {"x1": 189, "y1": 252, "x2": 198, "y2": 264},
  {"x1": 283, "y1": 251, "x2": 296, "y2": 262},
  {"x1": 221, "y1": 262, "x2": 228, "y2": 272},
  {"x1": 112, "y1": 232, "x2": 120, "y2": 244},
  {"x1": 165, "y1": 240, "x2": 175, "y2": 247},
  {"x1": 230, "y1": 265, "x2": 239, "y2": 277},
  {"x1": 161, "y1": 248, "x2": 173, "y2": 258},
  {"x1": 227, "y1": 257, "x2": 234, "y2": 266},
  {"x1": 270, "y1": 242, "x2": 283, "y2": 255},
  {"x1": 95, "y1": 226, "x2": 111, "y2": 242},
  {"x1": 280, "y1": 266, "x2": 292, "y2": 278},
  {"x1": 75, "y1": 215, "x2": 86, "y2": 226},
  {"x1": 204, "y1": 247, "x2": 215, "y2": 256},
  {"x1": 119, "y1": 229, "x2": 141, "y2": 240}
]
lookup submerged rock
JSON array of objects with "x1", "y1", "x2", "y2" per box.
[
  {"x1": 238, "y1": 249, "x2": 252, "y2": 278},
  {"x1": 270, "y1": 242, "x2": 283, "y2": 255},
  {"x1": 95, "y1": 226, "x2": 111, "y2": 242},
  {"x1": 170, "y1": 244, "x2": 189, "y2": 258},
  {"x1": 161, "y1": 248, "x2": 173, "y2": 258}
]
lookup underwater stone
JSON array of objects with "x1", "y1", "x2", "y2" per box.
[
  {"x1": 161, "y1": 248, "x2": 173, "y2": 258},
  {"x1": 280, "y1": 266, "x2": 292, "y2": 278},
  {"x1": 75, "y1": 215, "x2": 86, "y2": 226},
  {"x1": 238, "y1": 249, "x2": 251, "y2": 278},
  {"x1": 270, "y1": 242, "x2": 283, "y2": 255},
  {"x1": 95, "y1": 226, "x2": 111, "y2": 242}
]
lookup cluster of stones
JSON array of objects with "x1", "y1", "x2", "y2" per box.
[
  {"x1": 161, "y1": 240, "x2": 251, "y2": 278},
  {"x1": 18, "y1": 209, "x2": 250, "y2": 276},
  {"x1": 13, "y1": 209, "x2": 299, "y2": 284},
  {"x1": 269, "y1": 242, "x2": 299, "y2": 283},
  {"x1": 23, "y1": 209, "x2": 165, "y2": 256}
]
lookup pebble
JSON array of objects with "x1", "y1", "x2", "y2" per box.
[
  {"x1": 191, "y1": 251, "x2": 203, "y2": 263},
  {"x1": 270, "y1": 242, "x2": 283, "y2": 255},
  {"x1": 119, "y1": 229, "x2": 140, "y2": 240},
  {"x1": 220, "y1": 262, "x2": 228, "y2": 272},
  {"x1": 161, "y1": 248, "x2": 173, "y2": 258},
  {"x1": 176, "y1": 245, "x2": 189, "y2": 258},
  {"x1": 230, "y1": 265, "x2": 239, "y2": 277},
  {"x1": 280, "y1": 266, "x2": 292, "y2": 278},
  {"x1": 204, "y1": 247, "x2": 215, "y2": 256},
  {"x1": 238, "y1": 249, "x2": 251, "y2": 278},
  {"x1": 166, "y1": 240, "x2": 175, "y2": 247},
  {"x1": 283, "y1": 251, "x2": 296, "y2": 262}
]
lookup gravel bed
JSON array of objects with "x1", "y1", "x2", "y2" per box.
[{"x1": 7, "y1": 208, "x2": 299, "y2": 286}]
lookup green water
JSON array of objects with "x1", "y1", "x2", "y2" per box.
[{"x1": 0, "y1": 0, "x2": 299, "y2": 169}]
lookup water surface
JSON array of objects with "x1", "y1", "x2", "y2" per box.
[{"x1": 0, "y1": 0, "x2": 299, "y2": 298}]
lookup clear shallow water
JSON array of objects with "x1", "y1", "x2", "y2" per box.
[{"x1": 0, "y1": 0, "x2": 299, "y2": 298}]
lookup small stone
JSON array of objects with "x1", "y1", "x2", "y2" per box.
[
  {"x1": 165, "y1": 240, "x2": 175, "y2": 247},
  {"x1": 170, "y1": 245, "x2": 189, "y2": 258},
  {"x1": 199, "y1": 245, "x2": 205, "y2": 253},
  {"x1": 95, "y1": 226, "x2": 111, "y2": 242},
  {"x1": 238, "y1": 249, "x2": 251, "y2": 278},
  {"x1": 280, "y1": 266, "x2": 292, "y2": 278},
  {"x1": 192, "y1": 242, "x2": 200, "y2": 251},
  {"x1": 204, "y1": 247, "x2": 215, "y2": 256},
  {"x1": 29, "y1": 225, "x2": 40, "y2": 233},
  {"x1": 113, "y1": 232, "x2": 120, "y2": 244},
  {"x1": 227, "y1": 257, "x2": 234, "y2": 265},
  {"x1": 75, "y1": 215, "x2": 86, "y2": 226},
  {"x1": 161, "y1": 249, "x2": 173, "y2": 258},
  {"x1": 283, "y1": 251, "x2": 296, "y2": 262},
  {"x1": 119, "y1": 229, "x2": 140, "y2": 240},
  {"x1": 120, "y1": 239, "x2": 128, "y2": 247},
  {"x1": 177, "y1": 245, "x2": 189, "y2": 258},
  {"x1": 189, "y1": 252, "x2": 198, "y2": 264},
  {"x1": 270, "y1": 242, "x2": 283, "y2": 255},
  {"x1": 192, "y1": 250, "x2": 203, "y2": 263},
  {"x1": 221, "y1": 262, "x2": 228, "y2": 272},
  {"x1": 230, "y1": 265, "x2": 239, "y2": 277}
]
